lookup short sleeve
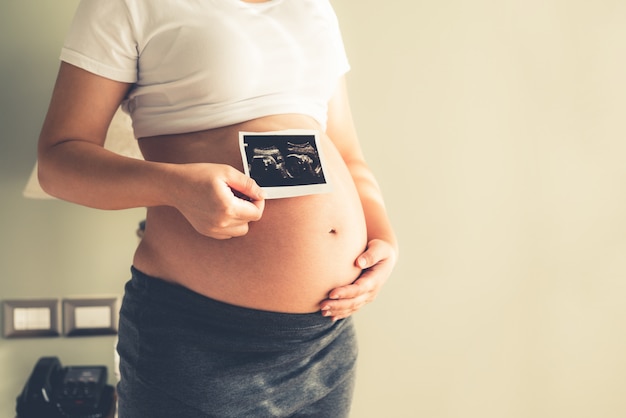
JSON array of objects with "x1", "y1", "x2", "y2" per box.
[
  {"x1": 332, "y1": 27, "x2": 350, "y2": 79},
  {"x1": 322, "y1": 0, "x2": 350, "y2": 78},
  {"x1": 60, "y1": 0, "x2": 138, "y2": 83}
]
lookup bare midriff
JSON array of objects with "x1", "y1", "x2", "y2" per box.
[{"x1": 132, "y1": 114, "x2": 368, "y2": 313}]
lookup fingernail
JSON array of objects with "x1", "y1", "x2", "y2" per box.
[
  {"x1": 322, "y1": 310, "x2": 332, "y2": 317},
  {"x1": 358, "y1": 257, "x2": 367, "y2": 268},
  {"x1": 321, "y1": 305, "x2": 330, "y2": 311}
]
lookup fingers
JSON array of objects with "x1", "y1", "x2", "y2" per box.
[
  {"x1": 228, "y1": 187, "x2": 265, "y2": 222},
  {"x1": 355, "y1": 238, "x2": 397, "y2": 271},
  {"x1": 320, "y1": 239, "x2": 397, "y2": 321},
  {"x1": 178, "y1": 164, "x2": 266, "y2": 239},
  {"x1": 226, "y1": 169, "x2": 266, "y2": 203},
  {"x1": 223, "y1": 167, "x2": 266, "y2": 222},
  {"x1": 321, "y1": 276, "x2": 378, "y2": 321},
  {"x1": 216, "y1": 172, "x2": 265, "y2": 237},
  {"x1": 194, "y1": 186, "x2": 265, "y2": 239}
]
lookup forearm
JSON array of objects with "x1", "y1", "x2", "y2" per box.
[
  {"x1": 361, "y1": 192, "x2": 398, "y2": 254},
  {"x1": 351, "y1": 162, "x2": 399, "y2": 255},
  {"x1": 38, "y1": 139, "x2": 175, "y2": 210}
]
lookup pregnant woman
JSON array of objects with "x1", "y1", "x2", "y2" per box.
[{"x1": 37, "y1": 0, "x2": 397, "y2": 417}]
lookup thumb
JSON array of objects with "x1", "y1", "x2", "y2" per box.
[
  {"x1": 356, "y1": 239, "x2": 389, "y2": 270},
  {"x1": 225, "y1": 169, "x2": 265, "y2": 202},
  {"x1": 356, "y1": 247, "x2": 375, "y2": 270}
]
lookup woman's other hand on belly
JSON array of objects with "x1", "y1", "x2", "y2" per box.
[
  {"x1": 167, "y1": 162, "x2": 265, "y2": 239},
  {"x1": 319, "y1": 239, "x2": 398, "y2": 321}
]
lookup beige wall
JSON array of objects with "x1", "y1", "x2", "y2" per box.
[
  {"x1": 0, "y1": 2, "x2": 144, "y2": 416},
  {"x1": 2, "y1": 1, "x2": 626, "y2": 417},
  {"x1": 335, "y1": 1, "x2": 626, "y2": 417}
]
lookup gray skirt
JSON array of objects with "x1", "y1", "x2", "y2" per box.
[{"x1": 116, "y1": 267, "x2": 358, "y2": 418}]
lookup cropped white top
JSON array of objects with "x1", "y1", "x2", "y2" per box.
[{"x1": 60, "y1": 0, "x2": 350, "y2": 138}]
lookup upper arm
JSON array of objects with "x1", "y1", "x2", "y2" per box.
[
  {"x1": 325, "y1": 76, "x2": 366, "y2": 166},
  {"x1": 326, "y1": 76, "x2": 389, "y2": 208},
  {"x1": 38, "y1": 62, "x2": 132, "y2": 155}
]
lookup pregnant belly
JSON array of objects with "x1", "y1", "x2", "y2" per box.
[{"x1": 133, "y1": 129, "x2": 368, "y2": 313}]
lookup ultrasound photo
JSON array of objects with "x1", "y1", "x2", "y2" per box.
[{"x1": 239, "y1": 130, "x2": 332, "y2": 199}]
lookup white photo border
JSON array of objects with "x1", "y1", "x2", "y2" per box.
[{"x1": 239, "y1": 129, "x2": 332, "y2": 199}]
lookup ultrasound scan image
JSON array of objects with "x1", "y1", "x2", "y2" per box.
[{"x1": 245, "y1": 136, "x2": 327, "y2": 187}]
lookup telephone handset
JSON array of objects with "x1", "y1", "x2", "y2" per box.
[{"x1": 16, "y1": 356, "x2": 114, "y2": 418}]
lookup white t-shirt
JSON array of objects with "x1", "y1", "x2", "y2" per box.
[{"x1": 61, "y1": 0, "x2": 350, "y2": 137}]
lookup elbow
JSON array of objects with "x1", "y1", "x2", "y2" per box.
[
  {"x1": 36, "y1": 159, "x2": 59, "y2": 198},
  {"x1": 36, "y1": 149, "x2": 66, "y2": 199},
  {"x1": 37, "y1": 137, "x2": 79, "y2": 200}
]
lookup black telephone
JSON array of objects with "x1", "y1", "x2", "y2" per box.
[{"x1": 16, "y1": 356, "x2": 114, "y2": 418}]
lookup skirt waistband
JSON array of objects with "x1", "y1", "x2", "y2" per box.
[{"x1": 128, "y1": 266, "x2": 339, "y2": 339}]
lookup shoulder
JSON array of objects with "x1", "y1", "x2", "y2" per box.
[
  {"x1": 72, "y1": 0, "x2": 132, "y2": 18},
  {"x1": 71, "y1": 0, "x2": 165, "y2": 30}
]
